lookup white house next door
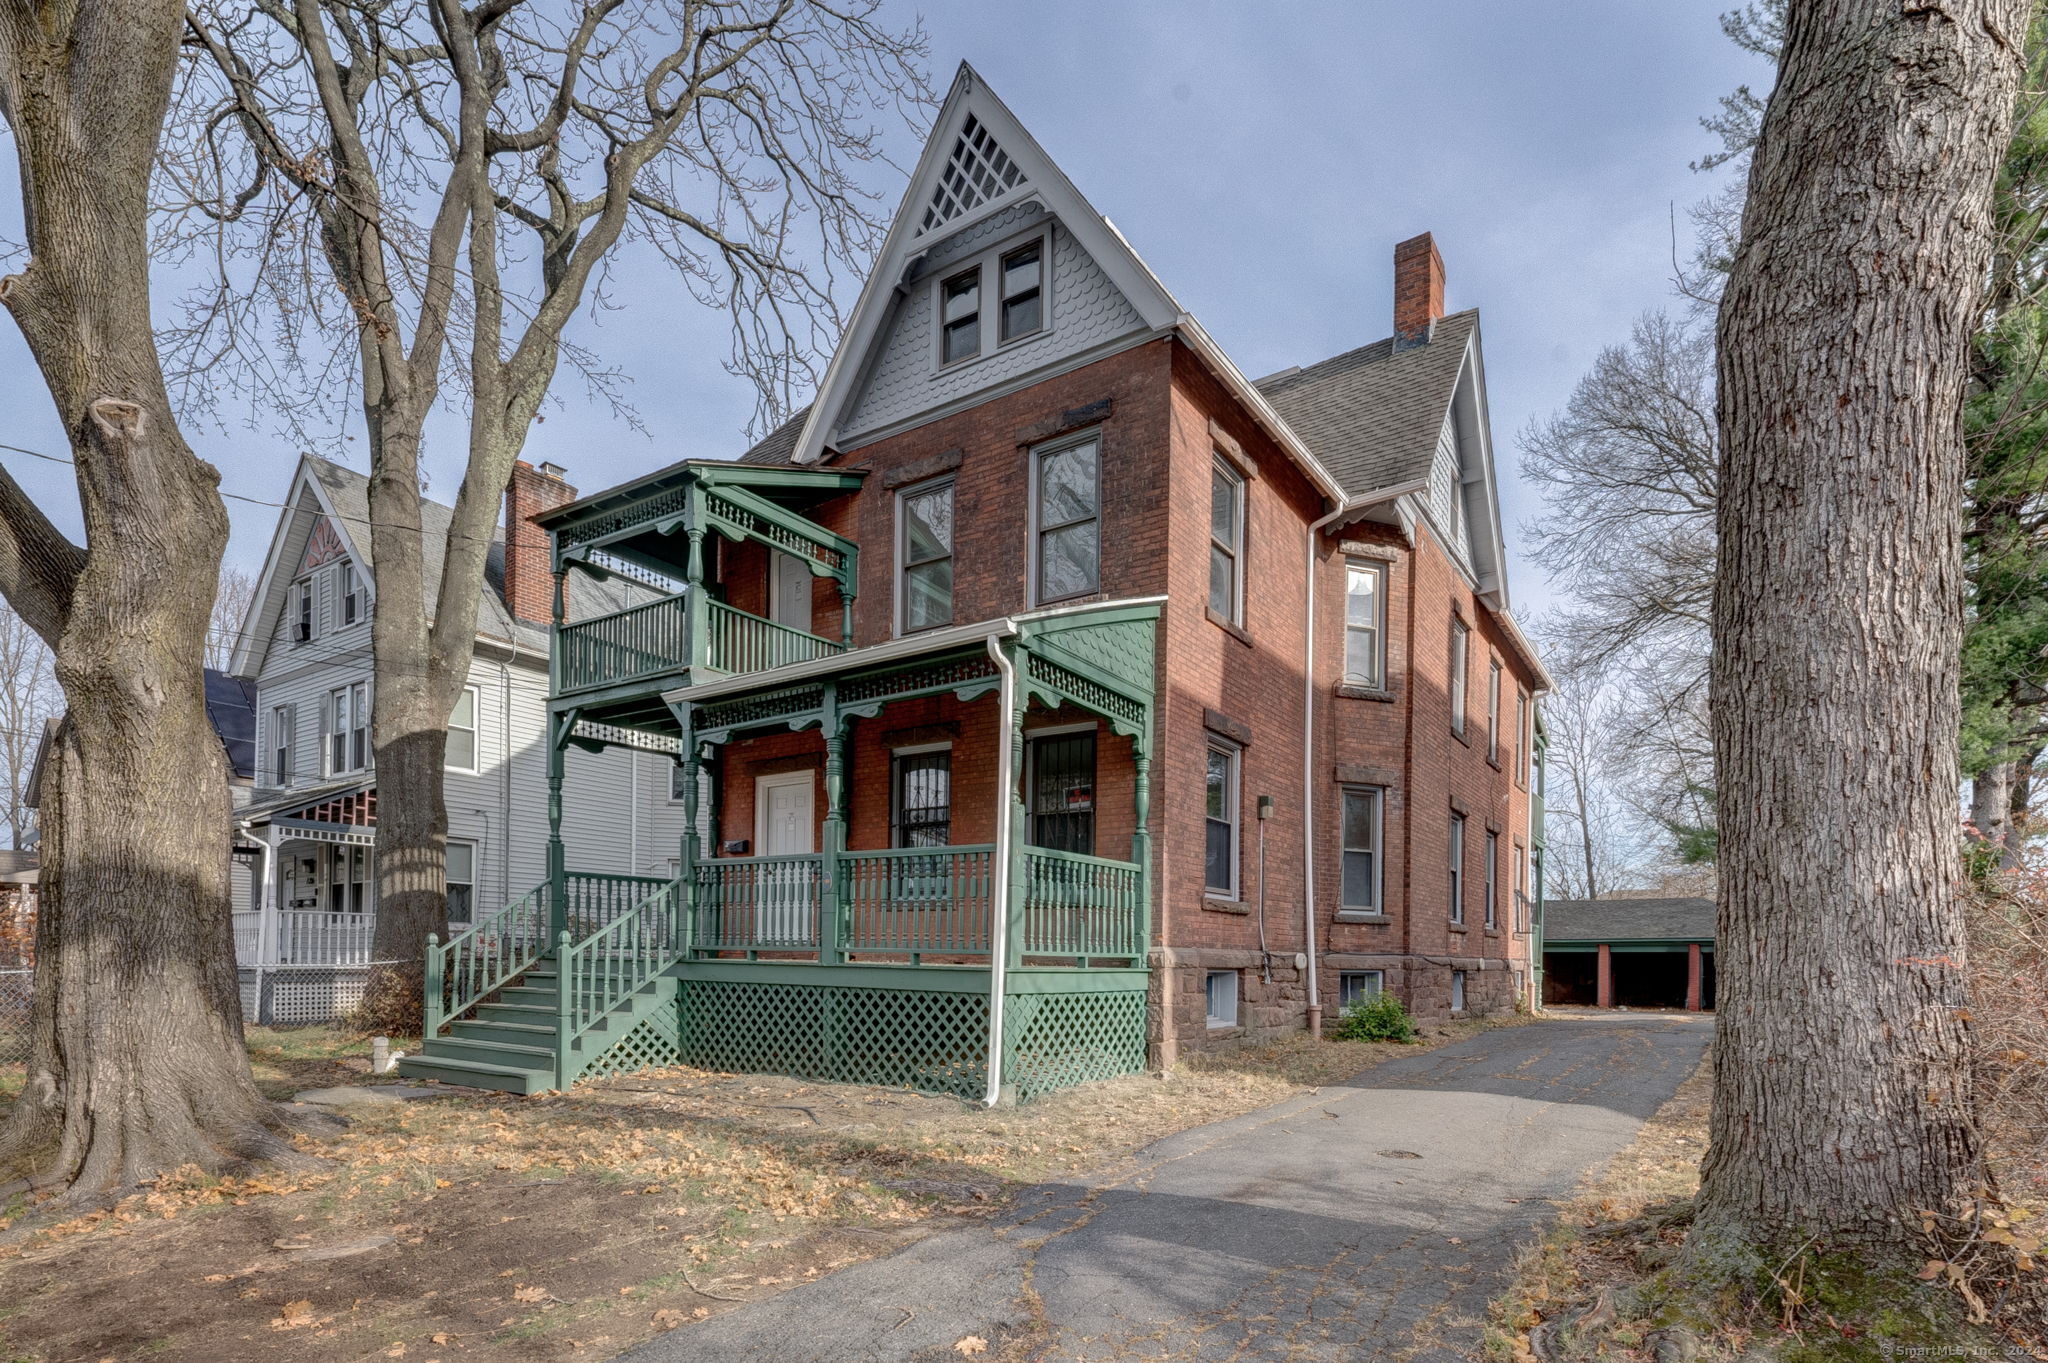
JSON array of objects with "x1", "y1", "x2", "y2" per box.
[{"x1": 754, "y1": 771, "x2": 816, "y2": 946}]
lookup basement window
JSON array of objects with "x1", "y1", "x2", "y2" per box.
[
  {"x1": 1451, "y1": 969, "x2": 1468, "y2": 1014},
  {"x1": 1205, "y1": 970, "x2": 1239, "y2": 1029},
  {"x1": 1339, "y1": 971, "x2": 1384, "y2": 1008}
]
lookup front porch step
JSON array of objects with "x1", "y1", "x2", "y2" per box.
[
  {"x1": 475, "y1": 1001, "x2": 555, "y2": 1024},
  {"x1": 424, "y1": 1034, "x2": 557, "y2": 1068},
  {"x1": 395, "y1": 1053, "x2": 551, "y2": 1095}
]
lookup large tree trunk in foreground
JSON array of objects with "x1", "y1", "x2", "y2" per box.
[
  {"x1": 1701, "y1": 0, "x2": 2026, "y2": 1265},
  {"x1": 0, "y1": 0, "x2": 315, "y2": 1200}
]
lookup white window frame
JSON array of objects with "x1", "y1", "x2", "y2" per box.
[
  {"x1": 1209, "y1": 457, "x2": 1245, "y2": 626},
  {"x1": 895, "y1": 477, "x2": 956, "y2": 635},
  {"x1": 293, "y1": 577, "x2": 314, "y2": 645},
  {"x1": 1205, "y1": 969, "x2": 1239, "y2": 1029},
  {"x1": 445, "y1": 685, "x2": 480, "y2": 773},
  {"x1": 936, "y1": 264, "x2": 982, "y2": 367},
  {"x1": 1028, "y1": 429, "x2": 1102, "y2": 606},
  {"x1": 1514, "y1": 840, "x2": 1529, "y2": 931},
  {"x1": 1449, "y1": 618, "x2": 1469, "y2": 737},
  {"x1": 1484, "y1": 829, "x2": 1499, "y2": 929},
  {"x1": 1338, "y1": 970, "x2": 1384, "y2": 1008},
  {"x1": 1448, "y1": 812, "x2": 1466, "y2": 925},
  {"x1": 1515, "y1": 689, "x2": 1530, "y2": 788},
  {"x1": 329, "y1": 681, "x2": 370, "y2": 776},
  {"x1": 1343, "y1": 559, "x2": 1387, "y2": 688},
  {"x1": 270, "y1": 704, "x2": 291, "y2": 787},
  {"x1": 997, "y1": 238, "x2": 1047, "y2": 346},
  {"x1": 339, "y1": 561, "x2": 361, "y2": 627},
  {"x1": 1204, "y1": 740, "x2": 1241, "y2": 898},
  {"x1": 445, "y1": 839, "x2": 476, "y2": 925},
  {"x1": 1339, "y1": 785, "x2": 1383, "y2": 911},
  {"x1": 1487, "y1": 658, "x2": 1502, "y2": 762}
]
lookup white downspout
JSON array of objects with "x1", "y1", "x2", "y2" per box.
[
  {"x1": 1303, "y1": 498, "x2": 1364, "y2": 1036},
  {"x1": 983, "y1": 633, "x2": 1018, "y2": 1108}
]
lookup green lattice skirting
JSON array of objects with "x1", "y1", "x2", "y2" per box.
[
  {"x1": 582, "y1": 1010, "x2": 683, "y2": 1081},
  {"x1": 674, "y1": 981, "x2": 1147, "y2": 1102}
]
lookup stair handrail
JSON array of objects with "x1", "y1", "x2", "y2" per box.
[
  {"x1": 425, "y1": 880, "x2": 551, "y2": 1037},
  {"x1": 555, "y1": 876, "x2": 686, "y2": 1080}
]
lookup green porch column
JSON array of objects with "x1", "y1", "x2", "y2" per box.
[
  {"x1": 819, "y1": 680, "x2": 846, "y2": 965},
  {"x1": 1132, "y1": 746, "x2": 1153, "y2": 954},
  {"x1": 685, "y1": 485, "x2": 712, "y2": 674},
  {"x1": 546, "y1": 720, "x2": 567, "y2": 941},
  {"x1": 838, "y1": 582, "x2": 856, "y2": 647},
  {"x1": 676, "y1": 701, "x2": 699, "y2": 955},
  {"x1": 1005, "y1": 655, "x2": 1029, "y2": 973}
]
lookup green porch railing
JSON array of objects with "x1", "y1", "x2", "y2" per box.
[
  {"x1": 564, "y1": 871, "x2": 669, "y2": 936},
  {"x1": 705, "y1": 598, "x2": 845, "y2": 674},
  {"x1": 843, "y1": 845, "x2": 995, "y2": 960},
  {"x1": 424, "y1": 881, "x2": 550, "y2": 1036},
  {"x1": 692, "y1": 853, "x2": 823, "y2": 952},
  {"x1": 557, "y1": 593, "x2": 689, "y2": 691},
  {"x1": 1021, "y1": 847, "x2": 1146, "y2": 960},
  {"x1": 556, "y1": 877, "x2": 687, "y2": 1085}
]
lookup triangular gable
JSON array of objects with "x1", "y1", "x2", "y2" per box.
[
  {"x1": 228, "y1": 457, "x2": 372, "y2": 679},
  {"x1": 791, "y1": 63, "x2": 1184, "y2": 465}
]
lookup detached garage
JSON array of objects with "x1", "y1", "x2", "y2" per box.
[{"x1": 1542, "y1": 897, "x2": 1714, "y2": 1011}]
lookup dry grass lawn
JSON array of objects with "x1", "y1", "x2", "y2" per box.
[{"x1": 0, "y1": 1015, "x2": 1519, "y2": 1362}]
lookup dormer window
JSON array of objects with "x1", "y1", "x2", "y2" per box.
[
  {"x1": 940, "y1": 269, "x2": 980, "y2": 365},
  {"x1": 999, "y1": 242, "x2": 1043, "y2": 343}
]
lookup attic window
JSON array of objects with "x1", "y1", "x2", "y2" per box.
[{"x1": 918, "y1": 115, "x2": 1025, "y2": 236}]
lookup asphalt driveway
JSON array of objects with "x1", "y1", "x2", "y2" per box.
[{"x1": 621, "y1": 1012, "x2": 1712, "y2": 1363}]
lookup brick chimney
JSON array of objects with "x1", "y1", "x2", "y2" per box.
[
  {"x1": 1393, "y1": 232, "x2": 1445, "y2": 347},
  {"x1": 504, "y1": 460, "x2": 576, "y2": 624}
]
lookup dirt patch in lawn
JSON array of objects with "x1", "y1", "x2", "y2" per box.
[{"x1": 0, "y1": 1016, "x2": 1519, "y2": 1362}]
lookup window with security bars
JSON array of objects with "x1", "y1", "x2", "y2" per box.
[
  {"x1": 1034, "y1": 434, "x2": 1099, "y2": 603},
  {"x1": 917, "y1": 114, "x2": 1026, "y2": 235},
  {"x1": 892, "y1": 750, "x2": 953, "y2": 847},
  {"x1": 899, "y1": 480, "x2": 955, "y2": 632},
  {"x1": 1028, "y1": 732, "x2": 1095, "y2": 854}
]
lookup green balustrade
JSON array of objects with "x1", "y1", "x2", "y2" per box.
[
  {"x1": 556, "y1": 879, "x2": 688, "y2": 1083},
  {"x1": 424, "y1": 881, "x2": 551, "y2": 1036},
  {"x1": 705, "y1": 598, "x2": 845, "y2": 674},
  {"x1": 843, "y1": 846, "x2": 994, "y2": 960},
  {"x1": 1020, "y1": 848, "x2": 1146, "y2": 961},
  {"x1": 556, "y1": 594, "x2": 689, "y2": 691},
  {"x1": 692, "y1": 853, "x2": 824, "y2": 953}
]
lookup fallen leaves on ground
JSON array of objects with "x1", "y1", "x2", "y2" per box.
[{"x1": 954, "y1": 1335, "x2": 988, "y2": 1356}]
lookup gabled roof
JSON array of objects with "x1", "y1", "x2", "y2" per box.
[
  {"x1": 232, "y1": 456, "x2": 649, "y2": 676},
  {"x1": 1256, "y1": 311, "x2": 1479, "y2": 496},
  {"x1": 1543, "y1": 898, "x2": 1716, "y2": 944}
]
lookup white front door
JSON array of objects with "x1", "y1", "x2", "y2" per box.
[
  {"x1": 771, "y1": 551, "x2": 810, "y2": 633},
  {"x1": 755, "y1": 772, "x2": 815, "y2": 945}
]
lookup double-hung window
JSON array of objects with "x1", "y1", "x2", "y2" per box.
[
  {"x1": 1449, "y1": 618, "x2": 1469, "y2": 737},
  {"x1": 1340, "y1": 787, "x2": 1382, "y2": 912},
  {"x1": 940, "y1": 268, "x2": 980, "y2": 365},
  {"x1": 899, "y1": 480, "x2": 955, "y2": 632},
  {"x1": 330, "y1": 681, "x2": 369, "y2": 775},
  {"x1": 1033, "y1": 434, "x2": 1099, "y2": 602},
  {"x1": 294, "y1": 578, "x2": 314, "y2": 644},
  {"x1": 446, "y1": 841, "x2": 475, "y2": 924},
  {"x1": 1514, "y1": 841, "x2": 1529, "y2": 930},
  {"x1": 446, "y1": 686, "x2": 479, "y2": 772},
  {"x1": 339, "y1": 562, "x2": 361, "y2": 627},
  {"x1": 999, "y1": 242, "x2": 1043, "y2": 342},
  {"x1": 891, "y1": 748, "x2": 953, "y2": 848},
  {"x1": 1487, "y1": 659, "x2": 1502, "y2": 762},
  {"x1": 270, "y1": 704, "x2": 292, "y2": 786},
  {"x1": 1448, "y1": 812, "x2": 1466, "y2": 924},
  {"x1": 1204, "y1": 742, "x2": 1240, "y2": 897},
  {"x1": 1344, "y1": 560, "x2": 1386, "y2": 687},
  {"x1": 1209, "y1": 460, "x2": 1244, "y2": 624},
  {"x1": 1484, "y1": 829, "x2": 1500, "y2": 929}
]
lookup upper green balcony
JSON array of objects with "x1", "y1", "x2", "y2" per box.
[{"x1": 536, "y1": 460, "x2": 865, "y2": 701}]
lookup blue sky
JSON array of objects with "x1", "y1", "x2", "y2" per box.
[{"x1": 0, "y1": 2, "x2": 1762, "y2": 619}]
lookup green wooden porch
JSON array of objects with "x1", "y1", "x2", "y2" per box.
[{"x1": 401, "y1": 593, "x2": 1162, "y2": 1103}]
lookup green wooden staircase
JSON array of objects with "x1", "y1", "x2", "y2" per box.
[{"x1": 398, "y1": 876, "x2": 687, "y2": 1095}]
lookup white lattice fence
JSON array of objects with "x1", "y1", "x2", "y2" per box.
[
  {"x1": 240, "y1": 961, "x2": 401, "y2": 1025},
  {"x1": 0, "y1": 969, "x2": 27, "y2": 1065}
]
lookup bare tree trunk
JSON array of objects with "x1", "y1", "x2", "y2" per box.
[
  {"x1": 0, "y1": 0, "x2": 322, "y2": 1201},
  {"x1": 1699, "y1": 0, "x2": 2025, "y2": 1274}
]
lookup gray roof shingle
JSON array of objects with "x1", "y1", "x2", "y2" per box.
[
  {"x1": 734, "y1": 407, "x2": 811, "y2": 466},
  {"x1": 1542, "y1": 897, "x2": 1716, "y2": 944},
  {"x1": 1254, "y1": 310, "x2": 1477, "y2": 498}
]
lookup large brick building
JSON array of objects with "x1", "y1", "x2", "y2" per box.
[{"x1": 401, "y1": 63, "x2": 1549, "y2": 1097}]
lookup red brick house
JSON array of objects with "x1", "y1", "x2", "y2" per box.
[{"x1": 401, "y1": 64, "x2": 1548, "y2": 1098}]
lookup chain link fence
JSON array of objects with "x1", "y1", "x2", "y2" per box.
[{"x1": 0, "y1": 969, "x2": 29, "y2": 1066}]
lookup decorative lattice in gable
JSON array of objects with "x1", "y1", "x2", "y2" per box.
[
  {"x1": 917, "y1": 114, "x2": 1025, "y2": 237},
  {"x1": 301, "y1": 517, "x2": 348, "y2": 570}
]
